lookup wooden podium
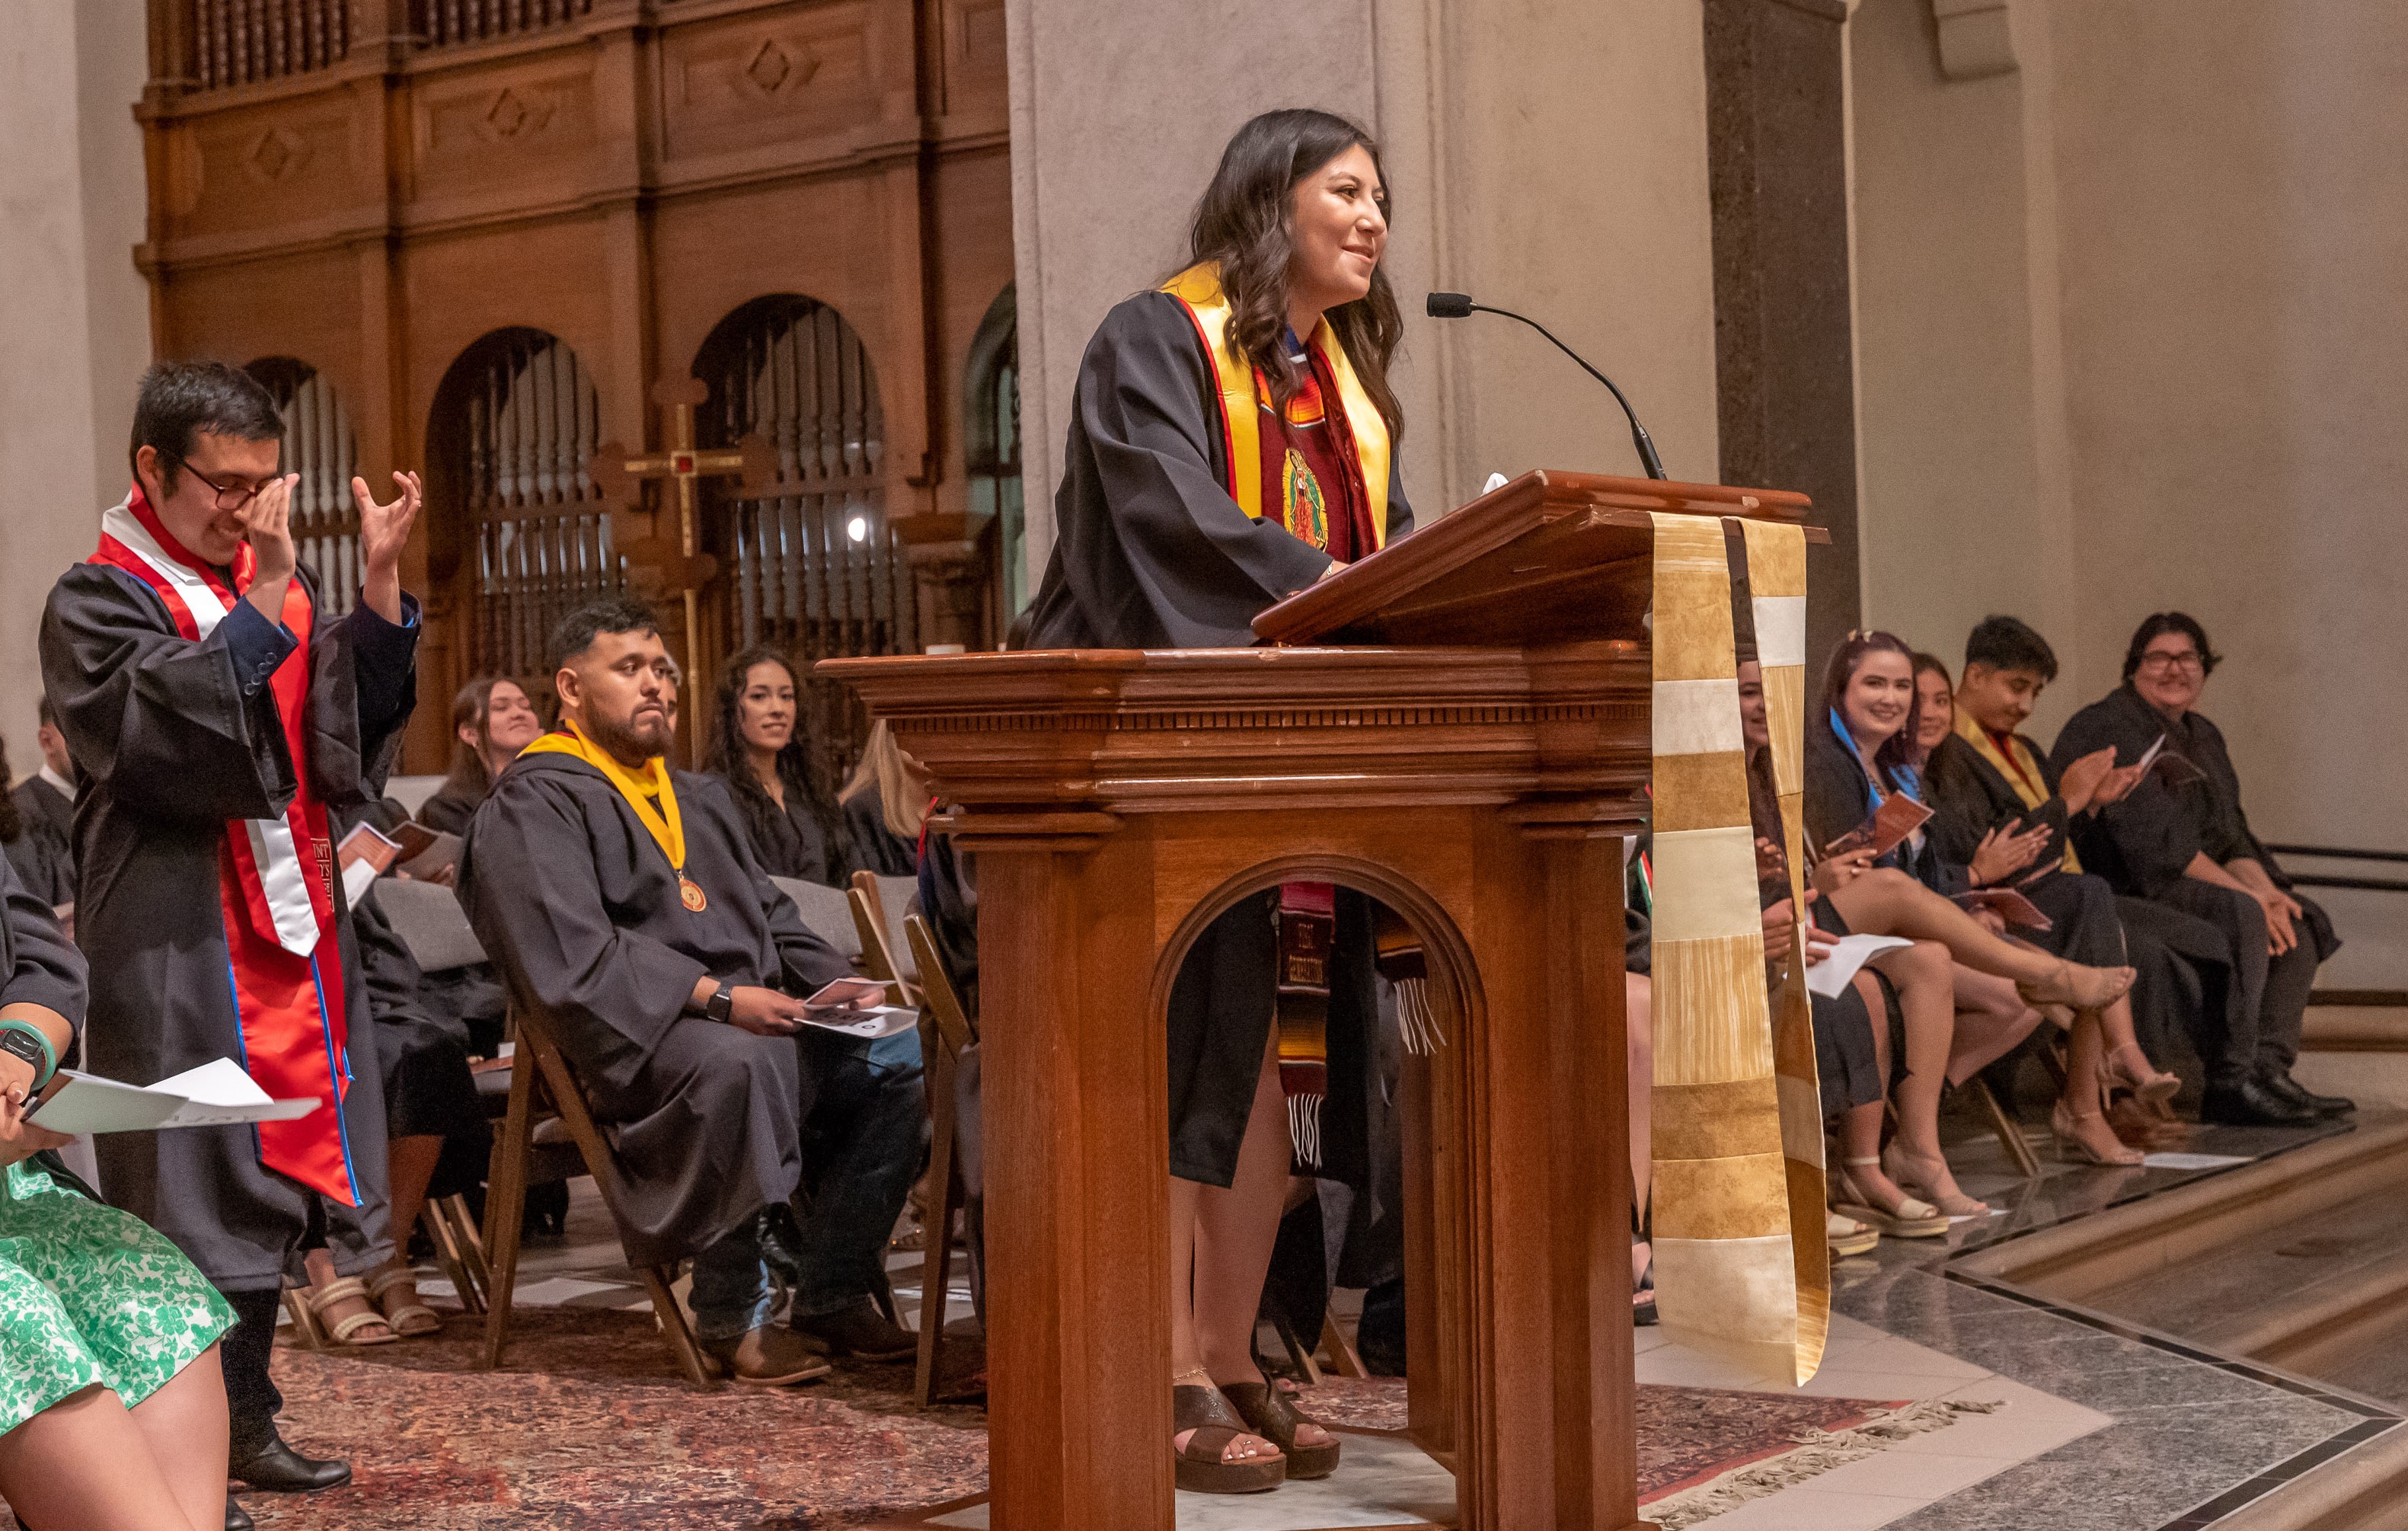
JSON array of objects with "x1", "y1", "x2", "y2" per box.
[{"x1": 823, "y1": 471, "x2": 1820, "y2": 1531}]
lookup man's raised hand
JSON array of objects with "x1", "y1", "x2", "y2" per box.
[
  {"x1": 239, "y1": 472, "x2": 302, "y2": 625},
  {"x1": 354, "y1": 469, "x2": 423, "y2": 624}
]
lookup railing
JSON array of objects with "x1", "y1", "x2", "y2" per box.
[
  {"x1": 190, "y1": 0, "x2": 353, "y2": 89},
  {"x1": 414, "y1": 0, "x2": 596, "y2": 48},
  {"x1": 2265, "y1": 844, "x2": 2408, "y2": 896}
]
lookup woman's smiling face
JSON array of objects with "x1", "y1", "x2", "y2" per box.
[{"x1": 1842, "y1": 648, "x2": 1917, "y2": 747}]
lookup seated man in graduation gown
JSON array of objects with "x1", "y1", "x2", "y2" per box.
[
  {"x1": 40, "y1": 360, "x2": 423, "y2": 1510},
  {"x1": 458, "y1": 596, "x2": 925, "y2": 1384}
]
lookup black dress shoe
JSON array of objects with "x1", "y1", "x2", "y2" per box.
[
  {"x1": 2262, "y1": 1071, "x2": 2355, "y2": 1117},
  {"x1": 791, "y1": 1296, "x2": 917, "y2": 1360},
  {"x1": 2199, "y1": 1079, "x2": 2320, "y2": 1127},
  {"x1": 227, "y1": 1495, "x2": 256, "y2": 1531},
  {"x1": 230, "y1": 1434, "x2": 352, "y2": 1492}
]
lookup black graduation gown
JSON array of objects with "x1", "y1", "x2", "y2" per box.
[
  {"x1": 38, "y1": 563, "x2": 418, "y2": 1290},
  {"x1": 353, "y1": 877, "x2": 492, "y2": 1200},
  {"x1": 842, "y1": 785, "x2": 918, "y2": 877},
  {"x1": 1023, "y1": 289, "x2": 1414, "y2": 1189},
  {"x1": 1802, "y1": 720, "x2": 1967, "y2": 897},
  {"x1": 1026, "y1": 289, "x2": 1415, "y2": 650},
  {"x1": 7, "y1": 777, "x2": 75, "y2": 908},
  {"x1": 720, "y1": 768, "x2": 838, "y2": 886},
  {"x1": 455, "y1": 753, "x2": 857, "y2": 1266},
  {"x1": 1, "y1": 852, "x2": 94, "y2": 1194},
  {"x1": 416, "y1": 778, "x2": 484, "y2": 837}
]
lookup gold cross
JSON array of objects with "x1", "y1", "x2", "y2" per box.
[{"x1": 586, "y1": 378, "x2": 779, "y2": 762}]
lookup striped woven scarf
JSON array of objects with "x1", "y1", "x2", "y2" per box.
[{"x1": 1647, "y1": 513, "x2": 1828, "y2": 1385}]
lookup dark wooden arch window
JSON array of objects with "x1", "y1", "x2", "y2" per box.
[
  {"x1": 425, "y1": 328, "x2": 614, "y2": 698},
  {"x1": 963, "y1": 283, "x2": 1024, "y2": 622}
]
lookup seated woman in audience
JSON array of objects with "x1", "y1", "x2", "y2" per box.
[
  {"x1": 839, "y1": 719, "x2": 929, "y2": 877},
  {"x1": 0, "y1": 855, "x2": 238, "y2": 1531},
  {"x1": 2053, "y1": 612, "x2": 2346, "y2": 1125},
  {"x1": 419, "y1": 676, "x2": 545, "y2": 836},
  {"x1": 1800, "y1": 633, "x2": 2136, "y2": 1213},
  {"x1": 707, "y1": 646, "x2": 843, "y2": 885}
]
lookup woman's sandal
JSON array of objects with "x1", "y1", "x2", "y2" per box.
[
  {"x1": 1172, "y1": 1380, "x2": 1286, "y2": 1494},
  {"x1": 1882, "y1": 1142, "x2": 1994, "y2": 1219},
  {"x1": 2052, "y1": 1100, "x2": 2145, "y2": 1166},
  {"x1": 1221, "y1": 1379, "x2": 1340, "y2": 1481},
  {"x1": 366, "y1": 1265, "x2": 444, "y2": 1338},
  {"x1": 2104, "y1": 1047, "x2": 2181, "y2": 1109},
  {"x1": 1631, "y1": 1187, "x2": 1657, "y2": 1326},
  {"x1": 2017, "y1": 959, "x2": 2135, "y2": 1011},
  {"x1": 1832, "y1": 1157, "x2": 1951, "y2": 1239},
  {"x1": 308, "y1": 1276, "x2": 399, "y2": 1345},
  {"x1": 1827, "y1": 1210, "x2": 1880, "y2": 1258}
]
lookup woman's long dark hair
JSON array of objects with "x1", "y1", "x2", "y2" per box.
[
  {"x1": 1819, "y1": 630, "x2": 1924, "y2": 787},
  {"x1": 439, "y1": 676, "x2": 509, "y2": 801},
  {"x1": 1188, "y1": 107, "x2": 1405, "y2": 444},
  {"x1": 705, "y1": 646, "x2": 832, "y2": 855}
]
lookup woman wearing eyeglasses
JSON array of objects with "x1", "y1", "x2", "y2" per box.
[{"x1": 2051, "y1": 612, "x2": 2345, "y2": 1127}]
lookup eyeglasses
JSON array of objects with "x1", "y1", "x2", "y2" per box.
[
  {"x1": 2137, "y1": 650, "x2": 2204, "y2": 673},
  {"x1": 165, "y1": 455, "x2": 270, "y2": 512}
]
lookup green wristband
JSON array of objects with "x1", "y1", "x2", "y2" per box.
[{"x1": 0, "y1": 1020, "x2": 59, "y2": 1091}]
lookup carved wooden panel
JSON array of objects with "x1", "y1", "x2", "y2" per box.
[
  {"x1": 938, "y1": 0, "x2": 1009, "y2": 119},
  {"x1": 414, "y1": 0, "x2": 595, "y2": 49},
  {"x1": 188, "y1": 0, "x2": 352, "y2": 89},
  {"x1": 165, "y1": 98, "x2": 354, "y2": 242},
  {"x1": 659, "y1": 3, "x2": 880, "y2": 165},
  {"x1": 410, "y1": 60, "x2": 599, "y2": 203}
]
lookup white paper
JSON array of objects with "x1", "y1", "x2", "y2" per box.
[
  {"x1": 797, "y1": 1005, "x2": 920, "y2": 1040},
  {"x1": 2141, "y1": 1151, "x2": 2253, "y2": 1171},
  {"x1": 1804, "y1": 933, "x2": 1915, "y2": 999},
  {"x1": 1481, "y1": 471, "x2": 1509, "y2": 494},
  {"x1": 30, "y1": 1059, "x2": 321, "y2": 1135},
  {"x1": 2136, "y1": 733, "x2": 2167, "y2": 772},
  {"x1": 342, "y1": 857, "x2": 380, "y2": 906}
]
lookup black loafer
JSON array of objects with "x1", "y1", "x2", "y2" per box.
[
  {"x1": 230, "y1": 1434, "x2": 352, "y2": 1493},
  {"x1": 2262, "y1": 1071, "x2": 2355, "y2": 1117},
  {"x1": 2199, "y1": 1079, "x2": 2319, "y2": 1127},
  {"x1": 226, "y1": 1495, "x2": 256, "y2": 1531},
  {"x1": 791, "y1": 1296, "x2": 917, "y2": 1360}
]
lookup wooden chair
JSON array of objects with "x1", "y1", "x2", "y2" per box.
[
  {"x1": 902, "y1": 912, "x2": 979, "y2": 1404},
  {"x1": 849, "y1": 870, "x2": 920, "y2": 1002},
  {"x1": 768, "y1": 876, "x2": 865, "y2": 967},
  {"x1": 478, "y1": 1002, "x2": 720, "y2": 1390}
]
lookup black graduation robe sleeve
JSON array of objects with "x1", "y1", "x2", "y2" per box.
[
  {"x1": 1028, "y1": 291, "x2": 1346, "y2": 650},
  {"x1": 2052, "y1": 689, "x2": 2202, "y2": 898},
  {"x1": 40, "y1": 564, "x2": 300, "y2": 825},
  {"x1": 0, "y1": 852, "x2": 85, "y2": 1037},
  {"x1": 457, "y1": 771, "x2": 708, "y2": 1063}
]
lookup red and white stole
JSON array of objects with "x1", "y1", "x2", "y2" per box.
[{"x1": 91, "y1": 486, "x2": 359, "y2": 1206}]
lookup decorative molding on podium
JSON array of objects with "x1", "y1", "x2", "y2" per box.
[{"x1": 925, "y1": 809, "x2": 1121, "y2": 851}]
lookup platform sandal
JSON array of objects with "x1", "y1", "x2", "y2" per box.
[
  {"x1": 1832, "y1": 1157, "x2": 1950, "y2": 1239},
  {"x1": 1221, "y1": 1378, "x2": 1340, "y2": 1481},
  {"x1": 366, "y1": 1265, "x2": 443, "y2": 1338},
  {"x1": 308, "y1": 1277, "x2": 399, "y2": 1345},
  {"x1": 1630, "y1": 1185, "x2": 1657, "y2": 1326},
  {"x1": 1827, "y1": 1210, "x2": 1879, "y2": 1258},
  {"x1": 1172, "y1": 1376, "x2": 1286, "y2": 1494}
]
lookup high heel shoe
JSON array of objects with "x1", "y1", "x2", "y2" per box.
[
  {"x1": 2104, "y1": 1047, "x2": 2181, "y2": 1108},
  {"x1": 2017, "y1": 959, "x2": 2135, "y2": 1011},
  {"x1": 1882, "y1": 1142, "x2": 1994, "y2": 1219},
  {"x1": 1832, "y1": 1157, "x2": 1951, "y2": 1239},
  {"x1": 2052, "y1": 1100, "x2": 2145, "y2": 1166}
]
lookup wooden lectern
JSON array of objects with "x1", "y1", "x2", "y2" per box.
[{"x1": 824, "y1": 471, "x2": 1821, "y2": 1531}]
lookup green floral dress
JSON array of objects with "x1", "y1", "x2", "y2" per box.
[{"x1": 0, "y1": 1155, "x2": 235, "y2": 1434}]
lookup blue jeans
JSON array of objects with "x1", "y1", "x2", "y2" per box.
[{"x1": 688, "y1": 1036, "x2": 928, "y2": 1341}]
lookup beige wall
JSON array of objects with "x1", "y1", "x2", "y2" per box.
[
  {"x1": 1851, "y1": 0, "x2": 2408, "y2": 984},
  {"x1": 0, "y1": 0, "x2": 149, "y2": 772},
  {"x1": 1005, "y1": 0, "x2": 1720, "y2": 576}
]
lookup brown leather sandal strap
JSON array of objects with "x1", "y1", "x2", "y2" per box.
[
  {"x1": 1175, "y1": 1424, "x2": 1259, "y2": 1465},
  {"x1": 1219, "y1": 1381, "x2": 1314, "y2": 1449},
  {"x1": 1171, "y1": 1382, "x2": 1250, "y2": 1437}
]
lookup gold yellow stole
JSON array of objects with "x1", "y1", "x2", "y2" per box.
[
  {"x1": 1159, "y1": 261, "x2": 1392, "y2": 548},
  {"x1": 1951, "y1": 710, "x2": 2081, "y2": 873},
  {"x1": 1647, "y1": 513, "x2": 1828, "y2": 1385},
  {"x1": 521, "y1": 724, "x2": 689, "y2": 871}
]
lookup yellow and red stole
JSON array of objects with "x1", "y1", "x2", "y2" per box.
[
  {"x1": 519, "y1": 724, "x2": 711, "y2": 912},
  {"x1": 1952, "y1": 710, "x2": 2081, "y2": 874},
  {"x1": 1161, "y1": 262, "x2": 1395, "y2": 552},
  {"x1": 90, "y1": 486, "x2": 360, "y2": 1205}
]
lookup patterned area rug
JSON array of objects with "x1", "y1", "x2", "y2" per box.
[{"x1": 0, "y1": 1310, "x2": 1964, "y2": 1528}]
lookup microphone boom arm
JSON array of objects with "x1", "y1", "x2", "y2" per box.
[{"x1": 1448, "y1": 299, "x2": 1669, "y2": 481}]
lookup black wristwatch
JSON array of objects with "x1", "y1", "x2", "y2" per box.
[
  {"x1": 0, "y1": 1024, "x2": 50, "y2": 1084},
  {"x1": 704, "y1": 980, "x2": 737, "y2": 1024}
]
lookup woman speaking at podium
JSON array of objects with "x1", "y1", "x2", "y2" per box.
[{"x1": 1025, "y1": 107, "x2": 1412, "y2": 1494}]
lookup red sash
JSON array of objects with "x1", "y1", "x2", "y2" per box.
[{"x1": 90, "y1": 486, "x2": 359, "y2": 1205}]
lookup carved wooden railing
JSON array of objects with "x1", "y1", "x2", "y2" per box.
[
  {"x1": 414, "y1": 0, "x2": 596, "y2": 48},
  {"x1": 189, "y1": 0, "x2": 353, "y2": 88}
]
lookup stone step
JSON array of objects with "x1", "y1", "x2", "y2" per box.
[{"x1": 2304, "y1": 1006, "x2": 2408, "y2": 1051}]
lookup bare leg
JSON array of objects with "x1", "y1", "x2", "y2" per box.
[
  {"x1": 1947, "y1": 967, "x2": 2044, "y2": 1086},
  {"x1": 1627, "y1": 973, "x2": 1653, "y2": 1291},
  {"x1": 2054, "y1": 1010, "x2": 2142, "y2": 1164},
  {"x1": 1839, "y1": 970, "x2": 1912, "y2": 1210},
  {"x1": 373, "y1": 1135, "x2": 445, "y2": 1327},
  {"x1": 302, "y1": 1245, "x2": 391, "y2": 1344},
  {"x1": 1196, "y1": 1028, "x2": 1331, "y2": 1452},
  {"x1": 0, "y1": 1384, "x2": 206, "y2": 1531},
  {"x1": 129, "y1": 1345, "x2": 230, "y2": 1531},
  {"x1": 1872, "y1": 941, "x2": 1989, "y2": 1215},
  {"x1": 1826, "y1": 870, "x2": 2133, "y2": 1005}
]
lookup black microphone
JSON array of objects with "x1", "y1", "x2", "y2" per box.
[{"x1": 1424, "y1": 292, "x2": 1669, "y2": 480}]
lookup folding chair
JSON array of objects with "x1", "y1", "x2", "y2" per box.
[
  {"x1": 769, "y1": 876, "x2": 865, "y2": 967},
  {"x1": 478, "y1": 1001, "x2": 720, "y2": 1390},
  {"x1": 902, "y1": 912, "x2": 979, "y2": 1404},
  {"x1": 848, "y1": 870, "x2": 920, "y2": 1004}
]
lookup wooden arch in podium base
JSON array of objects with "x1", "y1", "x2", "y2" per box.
[{"x1": 825, "y1": 473, "x2": 1821, "y2": 1531}]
